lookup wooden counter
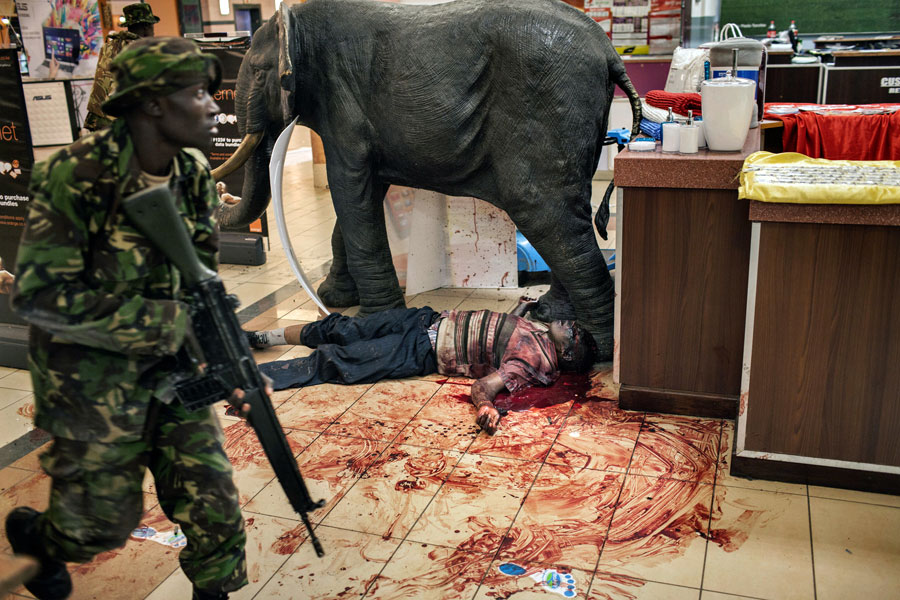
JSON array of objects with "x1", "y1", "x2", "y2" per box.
[
  {"x1": 733, "y1": 201, "x2": 900, "y2": 494},
  {"x1": 613, "y1": 133, "x2": 759, "y2": 419}
]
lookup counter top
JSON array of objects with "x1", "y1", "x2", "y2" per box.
[
  {"x1": 615, "y1": 131, "x2": 760, "y2": 190},
  {"x1": 749, "y1": 201, "x2": 900, "y2": 227}
]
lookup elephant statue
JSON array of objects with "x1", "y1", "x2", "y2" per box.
[{"x1": 214, "y1": 0, "x2": 641, "y2": 361}]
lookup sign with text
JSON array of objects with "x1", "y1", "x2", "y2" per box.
[
  {"x1": 0, "y1": 48, "x2": 33, "y2": 325},
  {"x1": 198, "y1": 36, "x2": 268, "y2": 237}
]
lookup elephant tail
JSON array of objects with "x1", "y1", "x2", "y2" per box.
[{"x1": 611, "y1": 64, "x2": 643, "y2": 140}]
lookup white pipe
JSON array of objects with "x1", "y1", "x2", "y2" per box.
[{"x1": 268, "y1": 117, "x2": 330, "y2": 315}]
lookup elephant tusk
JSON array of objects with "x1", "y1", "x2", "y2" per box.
[
  {"x1": 269, "y1": 117, "x2": 330, "y2": 316},
  {"x1": 211, "y1": 132, "x2": 264, "y2": 180}
]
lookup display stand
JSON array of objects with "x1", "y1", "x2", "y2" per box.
[
  {"x1": 196, "y1": 35, "x2": 270, "y2": 261},
  {"x1": 734, "y1": 200, "x2": 900, "y2": 494}
]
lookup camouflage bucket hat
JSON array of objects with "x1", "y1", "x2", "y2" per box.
[
  {"x1": 102, "y1": 37, "x2": 222, "y2": 117},
  {"x1": 122, "y1": 3, "x2": 160, "y2": 26}
]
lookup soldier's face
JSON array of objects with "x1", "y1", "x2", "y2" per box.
[{"x1": 157, "y1": 83, "x2": 220, "y2": 153}]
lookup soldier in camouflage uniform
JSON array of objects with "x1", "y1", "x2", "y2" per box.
[
  {"x1": 83, "y1": 3, "x2": 159, "y2": 132},
  {"x1": 7, "y1": 37, "x2": 251, "y2": 600}
]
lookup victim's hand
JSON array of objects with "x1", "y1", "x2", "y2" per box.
[{"x1": 475, "y1": 403, "x2": 501, "y2": 435}]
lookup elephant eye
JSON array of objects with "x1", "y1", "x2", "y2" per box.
[{"x1": 253, "y1": 67, "x2": 265, "y2": 81}]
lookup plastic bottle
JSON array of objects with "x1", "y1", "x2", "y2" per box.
[
  {"x1": 661, "y1": 107, "x2": 680, "y2": 153},
  {"x1": 766, "y1": 21, "x2": 777, "y2": 39},
  {"x1": 788, "y1": 20, "x2": 800, "y2": 53}
]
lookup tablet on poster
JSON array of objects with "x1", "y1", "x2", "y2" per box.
[{"x1": 17, "y1": 0, "x2": 103, "y2": 80}]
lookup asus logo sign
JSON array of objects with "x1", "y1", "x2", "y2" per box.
[{"x1": 32, "y1": 95, "x2": 53, "y2": 101}]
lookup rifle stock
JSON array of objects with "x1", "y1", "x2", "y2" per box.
[{"x1": 122, "y1": 184, "x2": 325, "y2": 557}]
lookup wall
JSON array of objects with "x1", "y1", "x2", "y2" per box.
[{"x1": 135, "y1": 0, "x2": 182, "y2": 37}]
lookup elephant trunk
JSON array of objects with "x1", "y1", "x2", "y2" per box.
[
  {"x1": 215, "y1": 132, "x2": 275, "y2": 229},
  {"x1": 213, "y1": 57, "x2": 279, "y2": 229}
]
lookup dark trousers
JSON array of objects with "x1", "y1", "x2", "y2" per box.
[{"x1": 259, "y1": 307, "x2": 440, "y2": 390}]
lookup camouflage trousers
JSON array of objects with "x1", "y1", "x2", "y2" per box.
[{"x1": 35, "y1": 399, "x2": 247, "y2": 594}]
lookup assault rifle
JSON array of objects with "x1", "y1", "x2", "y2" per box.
[{"x1": 122, "y1": 184, "x2": 325, "y2": 557}]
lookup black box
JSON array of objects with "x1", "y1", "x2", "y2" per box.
[{"x1": 219, "y1": 232, "x2": 266, "y2": 266}]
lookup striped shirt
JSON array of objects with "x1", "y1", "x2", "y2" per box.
[{"x1": 434, "y1": 310, "x2": 558, "y2": 393}]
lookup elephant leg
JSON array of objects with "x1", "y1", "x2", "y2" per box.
[
  {"x1": 512, "y1": 210, "x2": 614, "y2": 362},
  {"x1": 317, "y1": 222, "x2": 360, "y2": 308},
  {"x1": 530, "y1": 272, "x2": 577, "y2": 323},
  {"x1": 330, "y1": 173, "x2": 405, "y2": 317}
]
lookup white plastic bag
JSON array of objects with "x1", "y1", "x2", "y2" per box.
[{"x1": 664, "y1": 47, "x2": 709, "y2": 93}]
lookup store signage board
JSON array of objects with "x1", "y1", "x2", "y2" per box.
[
  {"x1": 0, "y1": 48, "x2": 33, "y2": 328},
  {"x1": 197, "y1": 36, "x2": 268, "y2": 238}
]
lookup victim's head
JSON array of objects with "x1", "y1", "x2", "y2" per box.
[{"x1": 548, "y1": 320, "x2": 597, "y2": 373}]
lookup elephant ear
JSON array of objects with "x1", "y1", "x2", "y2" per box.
[{"x1": 277, "y1": 3, "x2": 295, "y2": 115}]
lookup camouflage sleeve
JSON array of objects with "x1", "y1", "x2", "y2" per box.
[
  {"x1": 11, "y1": 158, "x2": 190, "y2": 357},
  {"x1": 84, "y1": 38, "x2": 120, "y2": 132},
  {"x1": 185, "y1": 147, "x2": 220, "y2": 271}
]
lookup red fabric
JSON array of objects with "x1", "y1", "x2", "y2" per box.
[
  {"x1": 646, "y1": 90, "x2": 703, "y2": 117},
  {"x1": 764, "y1": 104, "x2": 900, "y2": 160}
]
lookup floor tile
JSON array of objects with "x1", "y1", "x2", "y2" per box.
[
  {"x1": 394, "y1": 384, "x2": 480, "y2": 452},
  {"x1": 228, "y1": 282, "x2": 284, "y2": 311},
  {"x1": 0, "y1": 387, "x2": 30, "y2": 411},
  {"x1": 365, "y1": 540, "x2": 493, "y2": 600},
  {"x1": 454, "y1": 296, "x2": 518, "y2": 314},
  {"x1": 596, "y1": 475, "x2": 713, "y2": 588},
  {"x1": 407, "y1": 293, "x2": 464, "y2": 312},
  {"x1": 807, "y1": 484, "x2": 900, "y2": 508},
  {"x1": 321, "y1": 443, "x2": 461, "y2": 539},
  {"x1": 254, "y1": 525, "x2": 399, "y2": 599},
  {"x1": 0, "y1": 372, "x2": 32, "y2": 392},
  {"x1": 0, "y1": 367, "x2": 15, "y2": 380},
  {"x1": 6, "y1": 440, "x2": 50, "y2": 472},
  {"x1": 699, "y1": 592, "x2": 755, "y2": 599},
  {"x1": 809, "y1": 496, "x2": 900, "y2": 600},
  {"x1": 63, "y1": 503, "x2": 181, "y2": 600},
  {"x1": 222, "y1": 423, "x2": 317, "y2": 507},
  {"x1": 716, "y1": 422, "x2": 807, "y2": 495},
  {"x1": 327, "y1": 379, "x2": 440, "y2": 441},
  {"x1": 629, "y1": 414, "x2": 722, "y2": 484},
  {"x1": 703, "y1": 485, "x2": 814, "y2": 599},
  {"x1": 589, "y1": 572, "x2": 700, "y2": 599},
  {"x1": 585, "y1": 366, "x2": 619, "y2": 402},
  {"x1": 500, "y1": 464, "x2": 624, "y2": 571},
  {"x1": 0, "y1": 468, "x2": 30, "y2": 494},
  {"x1": 406, "y1": 454, "x2": 541, "y2": 552},
  {"x1": 275, "y1": 383, "x2": 371, "y2": 431},
  {"x1": 0, "y1": 397, "x2": 36, "y2": 448},
  {"x1": 547, "y1": 398, "x2": 642, "y2": 473},
  {"x1": 468, "y1": 376, "x2": 584, "y2": 463},
  {"x1": 476, "y1": 559, "x2": 590, "y2": 599},
  {"x1": 144, "y1": 512, "x2": 317, "y2": 600},
  {"x1": 245, "y1": 432, "x2": 388, "y2": 523}
]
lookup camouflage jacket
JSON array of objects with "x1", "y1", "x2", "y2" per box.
[
  {"x1": 84, "y1": 31, "x2": 139, "y2": 132},
  {"x1": 12, "y1": 118, "x2": 219, "y2": 443}
]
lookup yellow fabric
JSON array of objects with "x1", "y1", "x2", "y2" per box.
[{"x1": 739, "y1": 151, "x2": 900, "y2": 205}]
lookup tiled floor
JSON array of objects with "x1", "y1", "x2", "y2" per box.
[{"x1": 2, "y1": 131, "x2": 898, "y2": 599}]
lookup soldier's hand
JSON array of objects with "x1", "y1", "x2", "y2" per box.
[{"x1": 226, "y1": 378, "x2": 274, "y2": 419}]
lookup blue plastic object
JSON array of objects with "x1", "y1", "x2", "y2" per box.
[
  {"x1": 516, "y1": 231, "x2": 550, "y2": 273},
  {"x1": 606, "y1": 127, "x2": 631, "y2": 145},
  {"x1": 516, "y1": 232, "x2": 616, "y2": 273}
]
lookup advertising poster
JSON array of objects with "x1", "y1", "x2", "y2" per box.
[
  {"x1": 0, "y1": 48, "x2": 33, "y2": 325},
  {"x1": 580, "y1": 0, "x2": 681, "y2": 55},
  {"x1": 16, "y1": 0, "x2": 103, "y2": 79},
  {"x1": 197, "y1": 36, "x2": 268, "y2": 237}
]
